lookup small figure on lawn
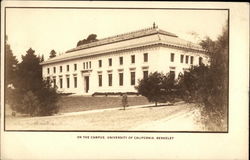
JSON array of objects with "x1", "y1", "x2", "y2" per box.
[{"x1": 122, "y1": 93, "x2": 128, "y2": 110}]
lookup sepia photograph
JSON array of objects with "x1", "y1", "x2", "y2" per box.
[
  {"x1": 1, "y1": 2, "x2": 249, "y2": 160},
  {"x1": 4, "y1": 7, "x2": 229, "y2": 132}
]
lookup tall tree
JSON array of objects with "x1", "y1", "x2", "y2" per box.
[
  {"x1": 11, "y1": 48, "x2": 59, "y2": 116},
  {"x1": 178, "y1": 23, "x2": 229, "y2": 131},
  {"x1": 5, "y1": 35, "x2": 18, "y2": 87},
  {"x1": 49, "y1": 49, "x2": 56, "y2": 58},
  {"x1": 16, "y1": 48, "x2": 43, "y2": 93}
]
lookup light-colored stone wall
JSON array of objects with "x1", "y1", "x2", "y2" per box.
[{"x1": 42, "y1": 45, "x2": 209, "y2": 95}]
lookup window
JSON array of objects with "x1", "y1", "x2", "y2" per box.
[
  {"x1": 170, "y1": 71, "x2": 175, "y2": 79},
  {"x1": 74, "y1": 64, "x2": 77, "y2": 71},
  {"x1": 131, "y1": 72, "x2": 135, "y2": 85},
  {"x1": 119, "y1": 73, "x2": 123, "y2": 86},
  {"x1": 131, "y1": 55, "x2": 135, "y2": 64},
  {"x1": 180, "y1": 55, "x2": 184, "y2": 63},
  {"x1": 74, "y1": 76, "x2": 77, "y2": 88},
  {"x1": 47, "y1": 68, "x2": 50, "y2": 74},
  {"x1": 89, "y1": 61, "x2": 91, "y2": 69},
  {"x1": 171, "y1": 53, "x2": 175, "y2": 62},
  {"x1": 98, "y1": 75, "x2": 102, "y2": 87},
  {"x1": 60, "y1": 78, "x2": 63, "y2": 88},
  {"x1": 86, "y1": 62, "x2": 88, "y2": 69},
  {"x1": 108, "y1": 58, "x2": 112, "y2": 66},
  {"x1": 67, "y1": 77, "x2": 70, "y2": 88},
  {"x1": 190, "y1": 56, "x2": 194, "y2": 64},
  {"x1": 67, "y1": 65, "x2": 69, "y2": 72},
  {"x1": 119, "y1": 57, "x2": 123, "y2": 65},
  {"x1": 199, "y1": 57, "x2": 203, "y2": 65},
  {"x1": 53, "y1": 67, "x2": 56, "y2": 73},
  {"x1": 52, "y1": 77, "x2": 56, "y2": 88},
  {"x1": 185, "y1": 55, "x2": 189, "y2": 64},
  {"x1": 144, "y1": 53, "x2": 148, "y2": 62},
  {"x1": 143, "y1": 71, "x2": 148, "y2": 79},
  {"x1": 99, "y1": 60, "x2": 102, "y2": 67},
  {"x1": 108, "y1": 74, "x2": 112, "y2": 86},
  {"x1": 83, "y1": 62, "x2": 85, "y2": 69},
  {"x1": 60, "y1": 66, "x2": 62, "y2": 72}
]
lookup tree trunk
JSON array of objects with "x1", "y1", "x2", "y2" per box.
[{"x1": 155, "y1": 101, "x2": 158, "y2": 106}]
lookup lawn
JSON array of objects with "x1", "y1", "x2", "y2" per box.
[{"x1": 58, "y1": 95, "x2": 151, "y2": 113}]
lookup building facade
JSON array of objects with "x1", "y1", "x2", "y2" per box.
[{"x1": 41, "y1": 25, "x2": 209, "y2": 95}]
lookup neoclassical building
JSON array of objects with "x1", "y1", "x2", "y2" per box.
[{"x1": 41, "y1": 25, "x2": 209, "y2": 95}]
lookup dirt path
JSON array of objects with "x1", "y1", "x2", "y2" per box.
[{"x1": 5, "y1": 102, "x2": 203, "y2": 131}]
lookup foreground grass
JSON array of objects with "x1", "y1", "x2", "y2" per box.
[{"x1": 58, "y1": 96, "x2": 151, "y2": 113}]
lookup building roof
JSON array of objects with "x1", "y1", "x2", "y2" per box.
[{"x1": 41, "y1": 26, "x2": 206, "y2": 65}]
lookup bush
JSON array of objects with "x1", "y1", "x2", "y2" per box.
[
  {"x1": 135, "y1": 72, "x2": 176, "y2": 106},
  {"x1": 21, "y1": 91, "x2": 40, "y2": 116},
  {"x1": 177, "y1": 65, "x2": 227, "y2": 131},
  {"x1": 35, "y1": 80, "x2": 60, "y2": 116}
]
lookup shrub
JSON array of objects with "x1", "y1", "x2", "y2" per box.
[
  {"x1": 21, "y1": 91, "x2": 40, "y2": 116},
  {"x1": 135, "y1": 72, "x2": 176, "y2": 106}
]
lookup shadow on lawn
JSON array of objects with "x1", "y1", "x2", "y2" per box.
[{"x1": 142, "y1": 103, "x2": 175, "y2": 108}]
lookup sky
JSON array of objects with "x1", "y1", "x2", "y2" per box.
[{"x1": 6, "y1": 8, "x2": 228, "y2": 62}]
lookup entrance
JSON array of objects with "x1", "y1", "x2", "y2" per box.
[{"x1": 84, "y1": 76, "x2": 89, "y2": 93}]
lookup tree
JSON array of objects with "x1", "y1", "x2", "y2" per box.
[
  {"x1": 49, "y1": 49, "x2": 56, "y2": 58},
  {"x1": 5, "y1": 35, "x2": 18, "y2": 87},
  {"x1": 76, "y1": 34, "x2": 98, "y2": 47},
  {"x1": 9, "y1": 48, "x2": 59, "y2": 116},
  {"x1": 177, "y1": 23, "x2": 229, "y2": 131},
  {"x1": 16, "y1": 48, "x2": 43, "y2": 92},
  {"x1": 136, "y1": 72, "x2": 176, "y2": 106}
]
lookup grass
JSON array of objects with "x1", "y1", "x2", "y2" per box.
[{"x1": 58, "y1": 95, "x2": 151, "y2": 113}]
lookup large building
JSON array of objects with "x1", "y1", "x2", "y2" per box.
[{"x1": 41, "y1": 25, "x2": 209, "y2": 95}]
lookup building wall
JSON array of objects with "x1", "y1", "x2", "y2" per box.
[{"x1": 42, "y1": 45, "x2": 209, "y2": 95}]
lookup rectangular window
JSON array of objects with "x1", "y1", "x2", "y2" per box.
[
  {"x1": 67, "y1": 65, "x2": 69, "y2": 72},
  {"x1": 185, "y1": 55, "x2": 189, "y2": 64},
  {"x1": 171, "y1": 53, "x2": 175, "y2": 62},
  {"x1": 108, "y1": 74, "x2": 112, "y2": 86},
  {"x1": 119, "y1": 73, "x2": 123, "y2": 86},
  {"x1": 83, "y1": 62, "x2": 85, "y2": 69},
  {"x1": 119, "y1": 57, "x2": 123, "y2": 65},
  {"x1": 74, "y1": 76, "x2": 77, "y2": 88},
  {"x1": 60, "y1": 66, "x2": 62, "y2": 72},
  {"x1": 170, "y1": 71, "x2": 175, "y2": 79},
  {"x1": 143, "y1": 71, "x2": 148, "y2": 79},
  {"x1": 199, "y1": 57, "x2": 203, "y2": 65},
  {"x1": 86, "y1": 62, "x2": 88, "y2": 69},
  {"x1": 131, "y1": 72, "x2": 135, "y2": 85},
  {"x1": 67, "y1": 77, "x2": 70, "y2": 88},
  {"x1": 131, "y1": 55, "x2": 135, "y2": 64},
  {"x1": 53, "y1": 67, "x2": 56, "y2": 73},
  {"x1": 180, "y1": 55, "x2": 184, "y2": 63},
  {"x1": 60, "y1": 78, "x2": 63, "y2": 88},
  {"x1": 144, "y1": 53, "x2": 148, "y2": 62},
  {"x1": 89, "y1": 61, "x2": 91, "y2": 69},
  {"x1": 98, "y1": 75, "x2": 102, "y2": 87},
  {"x1": 74, "y1": 64, "x2": 77, "y2": 71},
  {"x1": 191, "y1": 56, "x2": 194, "y2": 64},
  {"x1": 108, "y1": 58, "x2": 112, "y2": 66},
  {"x1": 99, "y1": 60, "x2": 102, "y2": 67},
  {"x1": 53, "y1": 77, "x2": 56, "y2": 87},
  {"x1": 47, "y1": 68, "x2": 50, "y2": 74}
]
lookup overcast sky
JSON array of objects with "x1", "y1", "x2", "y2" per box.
[{"x1": 6, "y1": 8, "x2": 228, "y2": 62}]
